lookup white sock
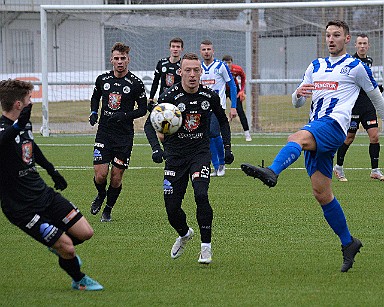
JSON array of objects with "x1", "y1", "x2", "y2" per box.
[{"x1": 201, "y1": 243, "x2": 211, "y2": 249}]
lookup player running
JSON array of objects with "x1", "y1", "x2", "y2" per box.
[
  {"x1": 0, "y1": 79, "x2": 103, "y2": 290},
  {"x1": 144, "y1": 52, "x2": 234, "y2": 264},
  {"x1": 89, "y1": 42, "x2": 147, "y2": 222}
]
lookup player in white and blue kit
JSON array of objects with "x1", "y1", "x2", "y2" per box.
[
  {"x1": 200, "y1": 40, "x2": 237, "y2": 176},
  {"x1": 241, "y1": 20, "x2": 384, "y2": 272}
]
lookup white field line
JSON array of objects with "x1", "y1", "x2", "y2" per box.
[{"x1": 37, "y1": 143, "x2": 374, "y2": 171}]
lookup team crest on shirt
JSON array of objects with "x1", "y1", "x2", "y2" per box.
[
  {"x1": 166, "y1": 73, "x2": 175, "y2": 87},
  {"x1": 185, "y1": 113, "x2": 201, "y2": 131},
  {"x1": 108, "y1": 93, "x2": 122, "y2": 110},
  {"x1": 104, "y1": 83, "x2": 110, "y2": 90},
  {"x1": 340, "y1": 67, "x2": 351, "y2": 75},
  {"x1": 162, "y1": 67, "x2": 167, "y2": 73},
  {"x1": 22, "y1": 141, "x2": 33, "y2": 164}
]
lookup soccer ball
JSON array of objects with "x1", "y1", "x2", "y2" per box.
[{"x1": 150, "y1": 102, "x2": 183, "y2": 135}]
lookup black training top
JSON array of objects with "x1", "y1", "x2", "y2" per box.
[
  {"x1": 90, "y1": 70, "x2": 148, "y2": 136},
  {"x1": 149, "y1": 57, "x2": 181, "y2": 100},
  {"x1": 0, "y1": 117, "x2": 54, "y2": 214}
]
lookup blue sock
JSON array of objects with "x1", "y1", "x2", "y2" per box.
[
  {"x1": 214, "y1": 136, "x2": 224, "y2": 165},
  {"x1": 322, "y1": 197, "x2": 352, "y2": 246},
  {"x1": 269, "y1": 141, "x2": 302, "y2": 175},
  {"x1": 210, "y1": 138, "x2": 219, "y2": 170}
]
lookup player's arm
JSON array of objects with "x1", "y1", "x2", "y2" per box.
[
  {"x1": 126, "y1": 83, "x2": 148, "y2": 120},
  {"x1": 292, "y1": 64, "x2": 314, "y2": 108},
  {"x1": 366, "y1": 87, "x2": 384, "y2": 119},
  {"x1": 89, "y1": 76, "x2": 102, "y2": 126},
  {"x1": 0, "y1": 104, "x2": 32, "y2": 145},
  {"x1": 144, "y1": 98, "x2": 164, "y2": 163},
  {"x1": 149, "y1": 61, "x2": 162, "y2": 101},
  {"x1": 237, "y1": 66, "x2": 246, "y2": 100},
  {"x1": 34, "y1": 144, "x2": 67, "y2": 191},
  {"x1": 109, "y1": 83, "x2": 148, "y2": 123}
]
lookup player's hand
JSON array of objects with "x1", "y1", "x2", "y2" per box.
[
  {"x1": 49, "y1": 170, "x2": 68, "y2": 191},
  {"x1": 89, "y1": 112, "x2": 98, "y2": 126},
  {"x1": 152, "y1": 147, "x2": 164, "y2": 163},
  {"x1": 229, "y1": 107, "x2": 237, "y2": 121},
  {"x1": 224, "y1": 145, "x2": 234, "y2": 164},
  {"x1": 237, "y1": 90, "x2": 246, "y2": 101},
  {"x1": 108, "y1": 112, "x2": 127, "y2": 124},
  {"x1": 296, "y1": 84, "x2": 315, "y2": 98},
  {"x1": 14, "y1": 103, "x2": 33, "y2": 130},
  {"x1": 148, "y1": 99, "x2": 157, "y2": 112}
]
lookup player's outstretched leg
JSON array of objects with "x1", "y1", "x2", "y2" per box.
[
  {"x1": 341, "y1": 237, "x2": 363, "y2": 272},
  {"x1": 241, "y1": 163, "x2": 278, "y2": 187}
]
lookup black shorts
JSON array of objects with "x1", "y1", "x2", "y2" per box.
[
  {"x1": 163, "y1": 151, "x2": 211, "y2": 197},
  {"x1": 2, "y1": 192, "x2": 83, "y2": 247},
  {"x1": 93, "y1": 130, "x2": 133, "y2": 169},
  {"x1": 348, "y1": 107, "x2": 378, "y2": 133}
]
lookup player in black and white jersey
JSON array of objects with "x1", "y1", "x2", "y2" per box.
[
  {"x1": 0, "y1": 79, "x2": 103, "y2": 290},
  {"x1": 89, "y1": 42, "x2": 147, "y2": 222},
  {"x1": 144, "y1": 52, "x2": 234, "y2": 264},
  {"x1": 149, "y1": 37, "x2": 183, "y2": 105},
  {"x1": 334, "y1": 33, "x2": 384, "y2": 181}
]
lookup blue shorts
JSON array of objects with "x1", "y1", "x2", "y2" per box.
[{"x1": 301, "y1": 116, "x2": 346, "y2": 178}]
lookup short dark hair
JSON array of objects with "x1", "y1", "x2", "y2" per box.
[
  {"x1": 169, "y1": 37, "x2": 184, "y2": 48},
  {"x1": 222, "y1": 55, "x2": 233, "y2": 62},
  {"x1": 111, "y1": 42, "x2": 130, "y2": 54},
  {"x1": 326, "y1": 20, "x2": 350, "y2": 35},
  {"x1": 200, "y1": 39, "x2": 213, "y2": 46},
  {"x1": 356, "y1": 33, "x2": 369, "y2": 40},
  {"x1": 0, "y1": 79, "x2": 34, "y2": 112}
]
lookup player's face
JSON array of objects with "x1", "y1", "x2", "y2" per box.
[
  {"x1": 110, "y1": 50, "x2": 130, "y2": 76},
  {"x1": 355, "y1": 36, "x2": 369, "y2": 57},
  {"x1": 180, "y1": 59, "x2": 202, "y2": 93},
  {"x1": 224, "y1": 60, "x2": 233, "y2": 70},
  {"x1": 169, "y1": 42, "x2": 183, "y2": 58},
  {"x1": 200, "y1": 44, "x2": 214, "y2": 62},
  {"x1": 326, "y1": 25, "x2": 350, "y2": 56}
]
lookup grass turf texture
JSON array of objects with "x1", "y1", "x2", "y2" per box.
[{"x1": 1, "y1": 134, "x2": 384, "y2": 306}]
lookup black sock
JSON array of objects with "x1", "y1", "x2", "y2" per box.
[
  {"x1": 94, "y1": 177, "x2": 107, "y2": 197},
  {"x1": 105, "y1": 184, "x2": 122, "y2": 211},
  {"x1": 337, "y1": 143, "x2": 350, "y2": 166},
  {"x1": 369, "y1": 143, "x2": 380, "y2": 169},
  {"x1": 58, "y1": 256, "x2": 85, "y2": 282}
]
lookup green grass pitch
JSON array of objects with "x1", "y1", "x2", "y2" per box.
[{"x1": 1, "y1": 133, "x2": 384, "y2": 306}]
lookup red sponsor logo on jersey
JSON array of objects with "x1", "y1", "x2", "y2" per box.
[
  {"x1": 201, "y1": 79, "x2": 215, "y2": 85},
  {"x1": 108, "y1": 93, "x2": 121, "y2": 110},
  {"x1": 166, "y1": 73, "x2": 175, "y2": 87},
  {"x1": 313, "y1": 81, "x2": 338, "y2": 90},
  {"x1": 185, "y1": 113, "x2": 201, "y2": 131},
  {"x1": 22, "y1": 142, "x2": 33, "y2": 164}
]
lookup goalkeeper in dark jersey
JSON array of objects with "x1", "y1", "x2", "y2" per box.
[
  {"x1": 144, "y1": 53, "x2": 234, "y2": 264},
  {"x1": 0, "y1": 79, "x2": 103, "y2": 290},
  {"x1": 89, "y1": 42, "x2": 147, "y2": 222}
]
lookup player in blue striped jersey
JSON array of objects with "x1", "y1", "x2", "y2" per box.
[
  {"x1": 242, "y1": 20, "x2": 384, "y2": 272},
  {"x1": 200, "y1": 40, "x2": 237, "y2": 176}
]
